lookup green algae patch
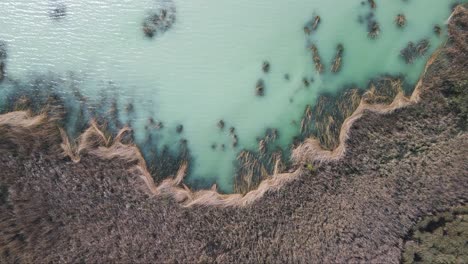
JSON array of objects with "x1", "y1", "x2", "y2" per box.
[{"x1": 306, "y1": 163, "x2": 315, "y2": 173}]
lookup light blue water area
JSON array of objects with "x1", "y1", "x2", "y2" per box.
[{"x1": 0, "y1": 0, "x2": 461, "y2": 192}]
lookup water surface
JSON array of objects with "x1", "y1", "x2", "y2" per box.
[{"x1": 0, "y1": 0, "x2": 460, "y2": 192}]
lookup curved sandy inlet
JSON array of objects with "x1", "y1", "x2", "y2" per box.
[{"x1": 0, "y1": 6, "x2": 462, "y2": 207}]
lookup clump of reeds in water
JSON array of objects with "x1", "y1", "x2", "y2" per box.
[
  {"x1": 308, "y1": 88, "x2": 363, "y2": 149},
  {"x1": 331, "y1": 44, "x2": 344, "y2": 73},
  {"x1": 262, "y1": 61, "x2": 270, "y2": 73},
  {"x1": 232, "y1": 134, "x2": 239, "y2": 148},
  {"x1": 49, "y1": 2, "x2": 67, "y2": 20},
  {"x1": 0, "y1": 41, "x2": 6, "y2": 81},
  {"x1": 142, "y1": 6, "x2": 176, "y2": 38},
  {"x1": 400, "y1": 39, "x2": 430, "y2": 64},
  {"x1": 395, "y1": 14, "x2": 407, "y2": 28},
  {"x1": 143, "y1": 120, "x2": 190, "y2": 183},
  {"x1": 298, "y1": 75, "x2": 404, "y2": 150},
  {"x1": 368, "y1": 21, "x2": 380, "y2": 39},
  {"x1": 304, "y1": 16, "x2": 321, "y2": 35},
  {"x1": 235, "y1": 151, "x2": 265, "y2": 193},
  {"x1": 256, "y1": 79, "x2": 265, "y2": 96},
  {"x1": 0, "y1": 61, "x2": 4, "y2": 82},
  {"x1": 434, "y1": 25, "x2": 442, "y2": 36},
  {"x1": 362, "y1": 76, "x2": 403, "y2": 105},
  {"x1": 300, "y1": 105, "x2": 313, "y2": 135},
  {"x1": 217, "y1": 119, "x2": 225, "y2": 130},
  {"x1": 213, "y1": 120, "x2": 239, "y2": 149},
  {"x1": 309, "y1": 44, "x2": 324, "y2": 74},
  {"x1": 146, "y1": 140, "x2": 190, "y2": 183},
  {"x1": 234, "y1": 128, "x2": 282, "y2": 194}
]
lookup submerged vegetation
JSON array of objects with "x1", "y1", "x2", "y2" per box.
[
  {"x1": 262, "y1": 61, "x2": 270, "y2": 73},
  {"x1": 235, "y1": 128, "x2": 285, "y2": 194},
  {"x1": 217, "y1": 119, "x2": 225, "y2": 130},
  {"x1": 255, "y1": 79, "x2": 265, "y2": 96},
  {"x1": 395, "y1": 14, "x2": 407, "y2": 28},
  {"x1": 309, "y1": 44, "x2": 324, "y2": 74},
  {"x1": 331, "y1": 44, "x2": 344, "y2": 73},
  {"x1": 304, "y1": 15, "x2": 321, "y2": 35},
  {"x1": 400, "y1": 39, "x2": 430, "y2": 64},
  {"x1": 299, "y1": 76, "x2": 405, "y2": 150},
  {"x1": 48, "y1": 1, "x2": 67, "y2": 20},
  {"x1": 368, "y1": 21, "x2": 380, "y2": 39},
  {"x1": 142, "y1": 4, "x2": 176, "y2": 38},
  {"x1": 434, "y1": 25, "x2": 442, "y2": 36},
  {"x1": 0, "y1": 41, "x2": 6, "y2": 82}
]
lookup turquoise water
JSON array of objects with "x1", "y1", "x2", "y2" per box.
[{"x1": 0, "y1": 0, "x2": 460, "y2": 192}]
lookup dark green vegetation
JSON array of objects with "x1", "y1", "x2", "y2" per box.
[
  {"x1": 444, "y1": 78, "x2": 468, "y2": 130},
  {"x1": 402, "y1": 206, "x2": 468, "y2": 263}
]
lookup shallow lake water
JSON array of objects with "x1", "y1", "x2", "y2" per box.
[{"x1": 0, "y1": 0, "x2": 461, "y2": 192}]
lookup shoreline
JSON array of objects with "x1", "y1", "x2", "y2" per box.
[
  {"x1": 0, "y1": 6, "x2": 464, "y2": 207},
  {"x1": 0, "y1": 4, "x2": 466, "y2": 262}
]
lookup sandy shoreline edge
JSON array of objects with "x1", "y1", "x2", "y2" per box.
[{"x1": 0, "y1": 6, "x2": 464, "y2": 208}]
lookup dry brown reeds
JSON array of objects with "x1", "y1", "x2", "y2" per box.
[
  {"x1": 292, "y1": 47, "x2": 443, "y2": 164},
  {"x1": 256, "y1": 79, "x2": 265, "y2": 96},
  {"x1": 300, "y1": 104, "x2": 313, "y2": 134},
  {"x1": 310, "y1": 44, "x2": 324, "y2": 74},
  {"x1": 5, "y1": 111, "x2": 296, "y2": 206},
  {"x1": 331, "y1": 44, "x2": 344, "y2": 73},
  {"x1": 312, "y1": 16, "x2": 321, "y2": 30},
  {"x1": 400, "y1": 39, "x2": 430, "y2": 64},
  {"x1": 304, "y1": 15, "x2": 321, "y2": 35},
  {"x1": 395, "y1": 14, "x2": 407, "y2": 28},
  {"x1": 368, "y1": 21, "x2": 380, "y2": 38}
]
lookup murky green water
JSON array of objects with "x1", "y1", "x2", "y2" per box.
[{"x1": 0, "y1": 0, "x2": 460, "y2": 192}]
